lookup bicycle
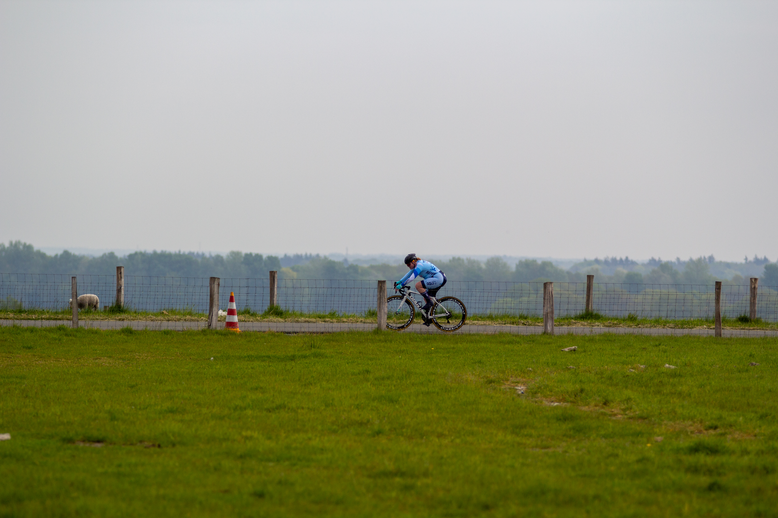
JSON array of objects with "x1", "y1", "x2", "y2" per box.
[{"x1": 386, "y1": 285, "x2": 467, "y2": 332}]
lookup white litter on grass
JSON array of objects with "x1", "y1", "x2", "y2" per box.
[
  {"x1": 561, "y1": 346, "x2": 577, "y2": 352},
  {"x1": 218, "y1": 310, "x2": 227, "y2": 317},
  {"x1": 0, "y1": 434, "x2": 10, "y2": 441},
  {"x1": 210, "y1": 357, "x2": 214, "y2": 361},
  {"x1": 664, "y1": 364, "x2": 676, "y2": 369}
]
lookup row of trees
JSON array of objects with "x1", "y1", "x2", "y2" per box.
[
  {"x1": 0, "y1": 242, "x2": 282, "y2": 278},
  {"x1": 1, "y1": 241, "x2": 777, "y2": 286},
  {"x1": 278, "y1": 256, "x2": 574, "y2": 283},
  {"x1": 571, "y1": 255, "x2": 771, "y2": 279}
]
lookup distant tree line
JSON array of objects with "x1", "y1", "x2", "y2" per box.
[
  {"x1": 580, "y1": 257, "x2": 639, "y2": 268},
  {"x1": 1, "y1": 241, "x2": 777, "y2": 286},
  {"x1": 645, "y1": 254, "x2": 770, "y2": 267},
  {"x1": 280, "y1": 253, "x2": 321, "y2": 268},
  {"x1": 0, "y1": 241, "x2": 281, "y2": 278}
]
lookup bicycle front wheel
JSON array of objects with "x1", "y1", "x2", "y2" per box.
[
  {"x1": 386, "y1": 295, "x2": 415, "y2": 330},
  {"x1": 431, "y1": 296, "x2": 467, "y2": 332}
]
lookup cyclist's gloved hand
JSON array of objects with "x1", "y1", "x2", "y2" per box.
[{"x1": 394, "y1": 282, "x2": 403, "y2": 290}]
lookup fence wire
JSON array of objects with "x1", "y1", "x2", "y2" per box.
[
  {"x1": 0, "y1": 274, "x2": 115, "y2": 311},
  {"x1": 274, "y1": 279, "x2": 377, "y2": 316},
  {"x1": 2, "y1": 274, "x2": 777, "y2": 333},
  {"x1": 589, "y1": 283, "x2": 778, "y2": 321}
]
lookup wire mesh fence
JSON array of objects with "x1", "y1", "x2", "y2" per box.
[
  {"x1": 1, "y1": 273, "x2": 777, "y2": 333},
  {"x1": 454, "y1": 281, "x2": 778, "y2": 322},
  {"x1": 586, "y1": 283, "x2": 778, "y2": 321},
  {"x1": 451, "y1": 281, "x2": 576, "y2": 317},
  {"x1": 272, "y1": 279, "x2": 377, "y2": 316},
  {"x1": 0, "y1": 274, "x2": 114, "y2": 311},
  {"x1": 0, "y1": 274, "x2": 215, "y2": 313}
]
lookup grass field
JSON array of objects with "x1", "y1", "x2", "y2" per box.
[{"x1": 1, "y1": 327, "x2": 777, "y2": 517}]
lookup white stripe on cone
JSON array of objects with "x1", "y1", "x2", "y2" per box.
[{"x1": 225, "y1": 292, "x2": 240, "y2": 331}]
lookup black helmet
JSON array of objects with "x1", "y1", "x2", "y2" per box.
[{"x1": 404, "y1": 253, "x2": 418, "y2": 266}]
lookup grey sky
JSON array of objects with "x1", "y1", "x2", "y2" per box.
[{"x1": 1, "y1": 0, "x2": 776, "y2": 262}]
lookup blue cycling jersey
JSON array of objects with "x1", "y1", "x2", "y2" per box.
[{"x1": 397, "y1": 260, "x2": 441, "y2": 287}]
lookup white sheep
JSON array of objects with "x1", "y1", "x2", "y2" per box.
[{"x1": 69, "y1": 294, "x2": 100, "y2": 311}]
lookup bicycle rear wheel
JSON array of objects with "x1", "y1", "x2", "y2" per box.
[
  {"x1": 431, "y1": 296, "x2": 467, "y2": 332},
  {"x1": 386, "y1": 295, "x2": 415, "y2": 330}
]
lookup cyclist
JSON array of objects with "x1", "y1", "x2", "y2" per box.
[{"x1": 394, "y1": 254, "x2": 447, "y2": 324}]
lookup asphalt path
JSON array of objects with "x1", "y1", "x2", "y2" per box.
[{"x1": 2, "y1": 320, "x2": 777, "y2": 337}]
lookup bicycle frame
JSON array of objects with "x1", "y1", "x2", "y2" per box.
[{"x1": 394, "y1": 286, "x2": 440, "y2": 319}]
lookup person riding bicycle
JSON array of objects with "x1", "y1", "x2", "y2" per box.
[{"x1": 394, "y1": 254, "x2": 447, "y2": 323}]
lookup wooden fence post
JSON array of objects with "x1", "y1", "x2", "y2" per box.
[
  {"x1": 714, "y1": 281, "x2": 722, "y2": 337},
  {"x1": 377, "y1": 280, "x2": 387, "y2": 330},
  {"x1": 71, "y1": 276, "x2": 78, "y2": 329},
  {"x1": 543, "y1": 282, "x2": 554, "y2": 335},
  {"x1": 269, "y1": 271, "x2": 278, "y2": 308},
  {"x1": 116, "y1": 266, "x2": 124, "y2": 309},
  {"x1": 585, "y1": 275, "x2": 594, "y2": 313},
  {"x1": 750, "y1": 277, "x2": 759, "y2": 321},
  {"x1": 208, "y1": 277, "x2": 220, "y2": 329}
]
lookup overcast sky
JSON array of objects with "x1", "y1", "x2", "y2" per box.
[{"x1": 1, "y1": 0, "x2": 776, "y2": 262}]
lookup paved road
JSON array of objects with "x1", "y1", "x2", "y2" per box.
[{"x1": 2, "y1": 319, "x2": 777, "y2": 337}]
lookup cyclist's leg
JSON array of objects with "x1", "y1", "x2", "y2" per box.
[
  {"x1": 414, "y1": 280, "x2": 432, "y2": 307},
  {"x1": 426, "y1": 273, "x2": 447, "y2": 300},
  {"x1": 421, "y1": 273, "x2": 445, "y2": 308}
]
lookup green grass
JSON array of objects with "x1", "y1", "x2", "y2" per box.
[
  {"x1": 466, "y1": 312, "x2": 778, "y2": 330},
  {"x1": 1, "y1": 327, "x2": 777, "y2": 517},
  {"x1": 571, "y1": 310, "x2": 607, "y2": 321}
]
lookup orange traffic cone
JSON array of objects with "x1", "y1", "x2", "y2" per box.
[{"x1": 225, "y1": 291, "x2": 241, "y2": 332}]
